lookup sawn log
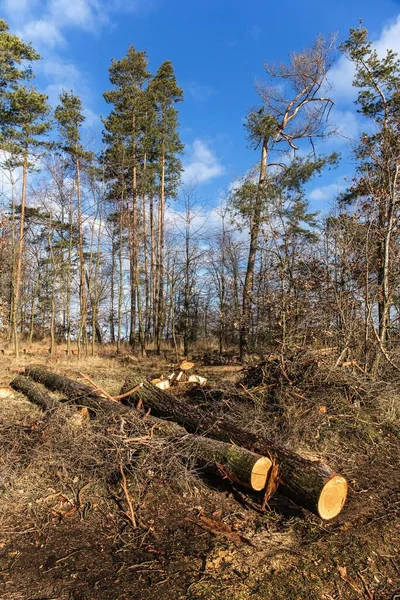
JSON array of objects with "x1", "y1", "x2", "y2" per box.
[
  {"x1": 119, "y1": 376, "x2": 347, "y2": 520},
  {"x1": 22, "y1": 368, "x2": 271, "y2": 492}
]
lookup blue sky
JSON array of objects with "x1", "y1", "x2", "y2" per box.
[{"x1": 2, "y1": 0, "x2": 400, "y2": 215}]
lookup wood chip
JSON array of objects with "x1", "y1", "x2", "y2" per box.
[
  {"x1": 188, "y1": 374, "x2": 207, "y2": 386},
  {"x1": 0, "y1": 386, "x2": 15, "y2": 399}
]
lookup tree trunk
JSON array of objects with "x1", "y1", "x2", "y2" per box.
[
  {"x1": 371, "y1": 164, "x2": 399, "y2": 376},
  {"x1": 11, "y1": 153, "x2": 28, "y2": 358},
  {"x1": 66, "y1": 191, "x2": 73, "y2": 356},
  {"x1": 150, "y1": 190, "x2": 156, "y2": 344},
  {"x1": 11, "y1": 375, "x2": 58, "y2": 412},
  {"x1": 117, "y1": 201, "x2": 124, "y2": 354},
  {"x1": 156, "y1": 152, "x2": 166, "y2": 354},
  {"x1": 77, "y1": 156, "x2": 88, "y2": 359},
  {"x1": 110, "y1": 237, "x2": 116, "y2": 344},
  {"x1": 22, "y1": 367, "x2": 271, "y2": 492},
  {"x1": 119, "y1": 376, "x2": 347, "y2": 520},
  {"x1": 129, "y1": 114, "x2": 138, "y2": 350},
  {"x1": 240, "y1": 141, "x2": 267, "y2": 360}
]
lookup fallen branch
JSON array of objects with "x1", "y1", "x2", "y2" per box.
[
  {"x1": 79, "y1": 372, "x2": 118, "y2": 403},
  {"x1": 119, "y1": 459, "x2": 137, "y2": 528},
  {"x1": 113, "y1": 383, "x2": 144, "y2": 401}
]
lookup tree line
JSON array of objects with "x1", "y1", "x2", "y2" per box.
[{"x1": 0, "y1": 19, "x2": 399, "y2": 376}]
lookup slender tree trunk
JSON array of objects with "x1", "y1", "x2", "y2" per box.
[
  {"x1": 183, "y1": 202, "x2": 190, "y2": 357},
  {"x1": 150, "y1": 191, "x2": 156, "y2": 344},
  {"x1": 142, "y1": 152, "x2": 150, "y2": 345},
  {"x1": 11, "y1": 153, "x2": 28, "y2": 357},
  {"x1": 117, "y1": 201, "x2": 124, "y2": 355},
  {"x1": 8, "y1": 169, "x2": 17, "y2": 344},
  {"x1": 110, "y1": 236, "x2": 116, "y2": 344},
  {"x1": 29, "y1": 262, "x2": 40, "y2": 344},
  {"x1": 129, "y1": 116, "x2": 138, "y2": 349},
  {"x1": 240, "y1": 140, "x2": 268, "y2": 359},
  {"x1": 170, "y1": 255, "x2": 179, "y2": 361},
  {"x1": 371, "y1": 165, "x2": 398, "y2": 376},
  {"x1": 76, "y1": 156, "x2": 88, "y2": 359},
  {"x1": 156, "y1": 152, "x2": 165, "y2": 354},
  {"x1": 48, "y1": 221, "x2": 56, "y2": 356},
  {"x1": 136, "y1": 274, "x2": 146, "y2": 357},
  {"x1": 66, "y1": 192, "x2": 73, "y2": 356},
  {"x1": 92, "y1": 183, "x2": 103, "y2": 354}
]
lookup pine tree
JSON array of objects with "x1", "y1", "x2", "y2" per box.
[
  {"x1": 104, "y1": 45, "x2": 151, "y2": 352},
  {"x1": 148, "y1": 60, "x2": 183, "y2": 353},
  {"x1": 0, "y1": 20, "x2": 50, "y2": 356},
  {"x1": 54, "y1": 90, "x2": 91, "y2": 358},
  {"x1": 237, "y1": 36, "x2": 335, "y2": 358},
  {"x1": 340, "y1": 25, "x2": 400, "y2": 374}
]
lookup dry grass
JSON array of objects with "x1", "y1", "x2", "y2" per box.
[{"x1": 0, "y1": 341, "x2": 399, "y2": 600}]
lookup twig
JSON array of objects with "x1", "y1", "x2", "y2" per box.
[
  {"x1": 119, "y1": 460, "x2": 137, "y2": 528},
  {"x1": 357, "y1": 572, "x2": 374, "y2": 600},
  {"x1": 77, "y1": 482, "x2": 91, "y2": 508},
  {"x1": 113, "y1": 383, "x2": 144, "y2": 401},
  {"x1": 288, "y1": 389, "x2": 310, "y2": 402},
  {"x1": 279, "y1": 358, "x2": 293, "y2": 385},
  {"x1": 370, "y1": 322, "x2": 400, "y2": 373},
  {"x1": 79, "y1": 372, "x2": 118, "y2": 403}
]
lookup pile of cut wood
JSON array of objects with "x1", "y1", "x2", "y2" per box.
[
  {"x1": 9, "y1": 365, "x2": 348, "y2": 521},
  {"x1": 151, "y1": 359, "x2": 207, "y2": 390}
]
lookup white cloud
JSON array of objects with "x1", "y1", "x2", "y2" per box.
[
  {"x1": 3, "y1": 0, "x2": 38, "y2": 15},
  {"x1": 375, "y1": 14, "x2": 400, "y2": 57},
  {"x1": 49, "y1": 0, "x2": 103, "y2": 29},
  {"x1": 0, "y1": 0, "x2": 157, "y2": 126},
  {"x1": 19, "y1": 19, "x2": 65, "y2": 50},
  {"x1": 182, "y1": 140, "x2": 224, "y2": 185},
  {"x1": 309, "y1": 179, "x2": 347, "y2": 202},
  {"x1": 187, "y1": 82, "x2": 215, "y2": 103}
]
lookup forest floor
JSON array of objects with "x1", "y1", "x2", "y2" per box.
[{"x1": 0, "y1": 344, "x2": 399, "y2": 600}]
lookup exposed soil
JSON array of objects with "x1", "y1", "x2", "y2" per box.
[{"x1": 0, "y1": 346, "x2": 399, "y2": 600}]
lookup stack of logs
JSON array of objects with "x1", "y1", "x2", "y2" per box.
[{"x1": 10, "y1": 366, "x2": 348, "y2": 521}]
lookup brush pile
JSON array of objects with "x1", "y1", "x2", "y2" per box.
[{"x1": 6, "y1": 359, "x2": 349, "y2": 522}]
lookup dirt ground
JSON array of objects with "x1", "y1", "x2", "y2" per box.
[{"x1": 0, "y1": 345, "x2": 399, "y2": 600}]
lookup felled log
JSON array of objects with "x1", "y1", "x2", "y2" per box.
[
  {"x1": 186, "y1": 436, "x2": 271, "y2": 490},
  {"x1": 10, "y1": 375, "x2": 58, "y2": 412},
  {"x1": 23, "y1": 367, "x2": 271, "y2": 492},
  {"x1": 24, "y1": 366, "x2": 110, "y2": 407},
  {"x1": 120, "y1": 376, "x2": 348, "y2": 520},
  {"x1": 168, "y1": 361, "x2": 193, "y2": 384}
]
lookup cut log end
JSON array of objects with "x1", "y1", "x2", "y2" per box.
[
  {"x1": 250, "y1": 456, "x2": 272, "y2": 491},
  {"x1": 317, "y1": 475, "x2": 348, "y2": 520},
  {"x1": 179, "y1": 360, "x2": 194, "y2": 372}
]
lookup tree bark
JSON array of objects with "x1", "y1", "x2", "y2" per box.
[
  {"x1": 240, "y1": 141, "x2": 268, "y2": 360},
  {"x1": 76, "y1": 156, "x2": 88, "y2": 359},
  {"x1": 11, "y1": 375, "x2": 58, "y2": 412},
  {"x1": 23, "y1": 367, "x2": 271, "y2": 492},
  {"x1": 119, "y1": 376, "x2": 347, "y2": 519},
  {"x1": 11, "y1": 153, "x2": 28, "y2": 358}
]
